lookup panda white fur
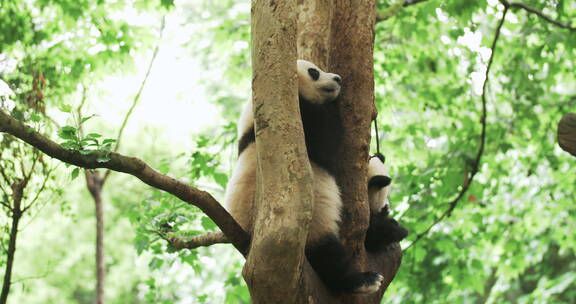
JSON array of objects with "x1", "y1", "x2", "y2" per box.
[
  {"x1": 365, "y1": 154, "x2": 408, "y2": 252},
  {"x1": 224, "y1": 60, "x2": 384, "y2": 294}
]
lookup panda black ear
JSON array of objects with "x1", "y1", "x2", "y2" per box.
[
  {"x1": 369, "y1": 175, "x2": 392, "y2": 189},
  {"x1": 308, "y1": 68, "x2": 320, "y2": 81},
  {"x1": 372, "y1": 153, "x2": 385, "y2": 163}
]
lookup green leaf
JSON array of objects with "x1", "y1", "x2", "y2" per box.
[
  {"x1": 213, "y1": 172, "x2": 228, "y2": 188},
  {"x1": 80, "y1": 114, "x2": 96, "y2": 124},
  {"x1": 85, "y1": 133, "x2": 102, "y2": 139},
  {"x1": 58, "y1": 104, "x2": 72, "y2": 113},
  {"x1": 71, "y1": 167, "x2": 80, "y2": 180},
  {"x1": 30, "y1": 112, "x2": 42, "y2": 122},
  {"x1": 160, "y1": 0, "x2": 174, "y2": 9},
  {"x1": 201, "y1": 216, "x2": 216, "y2": 231},
  {"x1": 58, "y1": 126, "x2": 77, "y2": 140},
  {"x1": 148, "y1": 257, "x2": 164, "y2": 270}
]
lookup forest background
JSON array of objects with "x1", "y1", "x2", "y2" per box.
[{"x1": 0, "y1": 0, "x2": 574, "y2": 303}]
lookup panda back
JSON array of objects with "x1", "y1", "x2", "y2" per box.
[{"x1": 299, "y1": 97, "x2": 343, "y2": 176}]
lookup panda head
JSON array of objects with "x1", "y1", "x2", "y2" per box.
[
  {"x1": 297, "y1": 60, "x2": 342, "y2": 104},
  {"x1": 368, "y1": 155, "x2": 392, "y2": 213}
]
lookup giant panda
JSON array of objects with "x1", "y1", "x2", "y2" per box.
[
  {"x1": 364, "y1": 154, "x2": 408, "y2": 252},
  {"x1": 224, "y1": 60, "x2": 384, "y2": 294}
]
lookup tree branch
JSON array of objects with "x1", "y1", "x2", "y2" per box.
[
  {"x1": 406, "y1": 6, "x2": 509, "y2": 251},
  {"x1": 376, "y1": 0, "x2": 429, "y2": 23},
  {"x1": 501, "y1": 0, "x2": 576, "y2": 31},
  {"x1": 0, "y1": 110, "x2": 250, "y2": 254},
  {"x1": 403, "y1": 0, "x2": 428, "y2": 7},
  {"x1": 165, "y1": 231, "x2": 230, "y2": 250}
]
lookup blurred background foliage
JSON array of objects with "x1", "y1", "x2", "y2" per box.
[{"x1": 0, "y1": 0, "x2": 574, "y2": 303}]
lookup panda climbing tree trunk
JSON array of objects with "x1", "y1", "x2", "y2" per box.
[{"x1": 245, "y1": 0, "x2": 403, "y2": 303}]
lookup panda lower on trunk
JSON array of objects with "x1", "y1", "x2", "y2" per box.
[
  {"x1": 224, "y1": 60, "x2": 383, "y2": 294},
  {"x1": 364, "y1": 155, "x2": 408, "y2": 252}
]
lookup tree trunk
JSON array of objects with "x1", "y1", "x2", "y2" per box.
[
  {"x1": 297, "y1": 0, "x2": 333, "y2": 68},
  {"x1": 558, "y1": 113, "x2": 576, "y2": 157},
  {"x1": 328, "y1": 1, "x2": 404, "y2": 303},
  {"x1": 329, "y1": 0, "x2": 377, "y2": 253},
  {"x1": 0, "y1": 180, "x2": 25, "y2": 304},
  {"x1": 0, "y1": 210, "x2": 21, "y2": 304},
  {"x1": 86, "y1": 171, "x2": 105, "y2": 304},
  {"x1": 244, "y1": 0, "x2": 315, "y2": 303}
]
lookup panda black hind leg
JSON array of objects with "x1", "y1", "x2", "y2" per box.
[
  {"x1": 306, "y1": 234, "x2": 384, "y2": 293},
  {"x1": 306, "y1": 164, "x2": 383, "y2": 293}
]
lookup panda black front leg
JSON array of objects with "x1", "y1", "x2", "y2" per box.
[
  {"x1": 365, "y1": 206, "x2": 409, "y2": 252},
  {"x1": 306, "y1": 234, "x2": 384, "y2": 294}
]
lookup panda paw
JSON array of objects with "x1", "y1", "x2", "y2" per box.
[
  {"x1": 348, "y1": 272, "x2": 384, "y2": 294},
  {"x1": 365, "y1": 212, "x2": 408, "y2": 252}
]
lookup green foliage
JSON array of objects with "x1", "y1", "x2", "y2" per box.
[
  {"x1": 56, "y1": 112, "x2": 116, "y2": 163},
  {"x1": 374, "y1": 0, "x2": 576, "y2": 303},
  {"x1": 188, "y1": 124, "x2": 236, "y2": 188},
  {"x1": 2, "y1": 0, "x2": 574, "y2": 303},
  {"x1": 124, "y1": 128, "x2": 247, "y2": 302}
]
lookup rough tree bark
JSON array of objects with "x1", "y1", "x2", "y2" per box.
[{"x1": 297, "y1": 0, "x2": 333, "y2": 68}]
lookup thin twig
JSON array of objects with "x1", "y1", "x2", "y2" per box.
[
  {"x1": 405, "y1": 6, "x2": 509, "y2": 251},
  {"x1": 23, "y1": 150, "x2": 40, "y2": 182},
  {"x1": 165, "y1": 231, "x2": 230, "y2": 250},
  {"x1": 376, "y1": 0, "x2": 429, "y2": 22},
  {"x1": 501, "y1": 0, "x2": 575, "y2": 31},
  {"x1": 103, "y1": 15, "x2": 165, "y2": 184},
  {"x1": 76, "y1": 84, "x2": 89, "y2": 138},
  {"x1": 0, "y1": 162, "x2": 11, "y2": 199},
  {"x1": 10, "y1": 265, "x2": 52, "y2": 284},
  {"x1": 22, "y1": 164, "x2": 54, "y2": 214},
  {"x1": 403, "y1": 0, "x2": 428, "y2": 7}
]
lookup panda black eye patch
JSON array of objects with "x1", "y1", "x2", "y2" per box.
[{"x1": 308, "y1": 68, "x2": 320, "y2": 81}]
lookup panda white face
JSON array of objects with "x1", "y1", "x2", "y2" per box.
[{"x1": 297, "y1": 60, "x2": 341, "y2": 104}]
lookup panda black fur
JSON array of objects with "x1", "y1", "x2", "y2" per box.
[
  {"x1": 225, "y1": 60, "x2": 383, "y2": 294},
  {"x1": 365, "y1": 154, "x2": 408, "y2": 252}
]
